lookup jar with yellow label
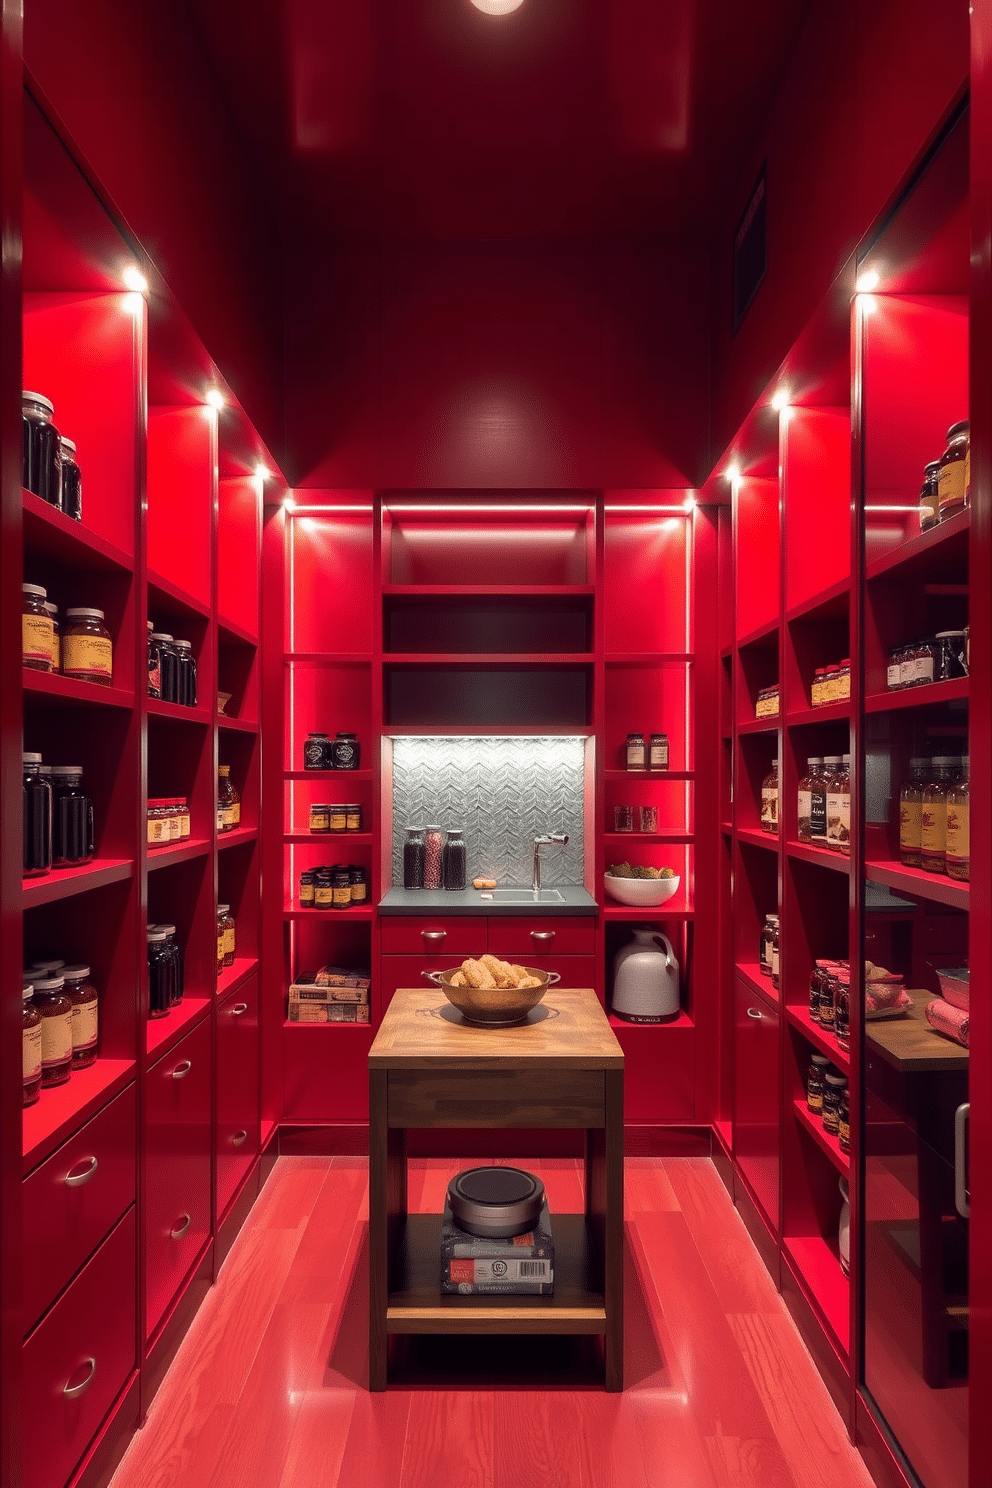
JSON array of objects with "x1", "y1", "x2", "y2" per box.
[
  {"x1": 218, "y1": 904, "x2": 236, "y2": 968},
  {"x1": 899, "y1": 759, "x2": 929, "y2": 867},
  {"x1": 62, "y1": 608, "x2": 113, "y2": 686},
  {"x1": 175, "y1": 797, "x2": 190, "y2": 840},
  {"x1": 314, "y1": 867, "x2": 334, "y2": 908},
  {"x1": 217, "y1": 765, "x2": 240, "y2": 831},
  {"x1": 938, "y1": 421, "x2": 969, "y2": 520},
  {"x1": 147, "y1": 798, "x2": 169, "y2": 847},
  {"x1": 23, "y1": 984, "x2": 42, "y2": 1106},
  {"x1": 22, "y1": 584, "x2": 54, "y2": 671},
  {"x1": 349, "y1": 865, "x2": 368, "y2": 904},
  {"x1": 329, "y1": 804, "x2": 348, "y2": 833},
  {"x1": 945, "y1": 755, "x2": 970, "y2": 882},
  {"x1": 921, "y1": 756, "x2": 956, "y2": 873},
  {"x1": 345, "y1": 804, "x2": 363, "y2": 832},
  {"x1": 299, "y1": 869, "x2": 316, "y2": 908},
  {"x1": 32, "y1": 975, "x2": 73, "y2": 1087},
  {"x1": 919, "y1": 459, "x2": 941, "y2": 531},
  {"x1": 309, "y1": 803, "x2": 330, "y2": 834},
  {"x1": 62, "y1": 965, "x2": 99, "y2": 1070},
  {"x1": 332, "y1": 866, "x2": 353, "y2": 909},
  {"x1": 45, "y1": 602, "x2": 60, "y2": 671}
]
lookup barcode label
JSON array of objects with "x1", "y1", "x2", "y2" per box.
[{"x1": 517, "y1": 1261, "x2": 550, "y2": 1279}]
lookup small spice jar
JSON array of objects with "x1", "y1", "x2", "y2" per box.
[
  {"x1": 299, "y1": 869, "x2": 316, "y2": 908},
  {"x1": 807, "y1": 1053, "x2": 829, "y2": 1115},
  {"x1": 919, "y1": 459, "x2": 941, "y2": 531},
  {"x1": 218, "y1": 904, "x2": 236, "y2": 968},
  {"x1": 755, "y1": 686, "x2": 779, "y2": 719},
  {"x1": 303, "y1": 732, "x2": 330, "y2": 770},
  {"x1": 59, "y1": 436, "x2": 82, "y2": 521},
  {"x1": 308, "y1": 803, "x2": 331, "y2": 834},
  {"x1": 45, "y1": 603, "x2": 60, "y2": 672},
  {"x1": 625, "y1": 733, "x2": 646, "y2": 771},
  {"x1": 613, "y1": 804, "x2": 634, "y2": 833},
  {"x1": 649, "y1": 733, "x2": 669, "y2": 770},
  {"x1": 938, "y1": 420, "x2": 969, "y2": 520},
  {"x1": 33, "y1": 974, "x2": 73, "y2": 1087},
  {"x1": 760, "y1": 758, "x2": 779, "y2": 835},
  {"x1": 329, "y1": 804, "x2": 348, "y2": 833},
  {"x1": 823, "y1": 1072, "x2": 848, "y2": 1136},
  {"x1": 147, "y1": 799, "x2": 170, "y2": 847},
  {"x1": 639, "y1": 803, "x2": 659, "y2": 833},
  {"x1": 314, "y1": 867, "x2": 334, "y2": 908},
  {"x1": 345, "y1": 804, "x2": 363, "y2": 832},
  {"x1": 332, "y1": 865, "x2": 353, "y2": 908},
  {"x1": 886, "y1": 646, "x2": 904, "y2": 691},
  {"x1": 22, "y1": 391, "x2": 61, "y2": 504},
  {"x1": 332, "y1": 732, "x2": 360, "y2": 770},
  {"x1": 62, "y1": 964, "x2": 99, "y2": 1070},
  {"x1": 63, "y1": 608, "x2": 113, "y2": 686},
  {"x1": 175, "y1": 797, "x2": 190, "y2": 840},
  {"x1": 898, "y1": 643, "x2": 917, "y2": 690},
  {"x1": 822, "y1": 664, "x2": 840, "y2": 704},
  {"x1": 349, "y1": 865, "x2": 368, "y2": 904},
  {"x1": 910, "y1": 638, "x2": 938, "y2": 687},
  {"x1": 22, "y1": 984, "x2": 42, "y2": 1107},
  {"x1": 22, "y1": 583, "x2": 54, "y2": 671}
]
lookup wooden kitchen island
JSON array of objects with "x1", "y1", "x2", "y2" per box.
[{"x1": 368, "y1": 986, "x2": 624, "y2": 1391}]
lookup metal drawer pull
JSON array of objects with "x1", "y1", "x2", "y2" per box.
[
  {"x1": 171, "y1": 1060, "x2": 192, "y2": 1079},
  {"x1": 171, "y1": 1214, "x2": 192, "y2": 1239},
  {"x1": 955, "y1": 1102, "x2": 970, "y2": 1218},
  {"x1": 531, "y1": 931, "x2": 555, "y2": 943},
  {"x1": 65, "y1": 1156, "x2": 99, "y2": 1188},
  {"x1": 232, "y1": 1130, "x2": 248, "y2": 1146},
  {"x1": 746, "y1": 1008, "x2": 763, "y2": 1020},
  {"x1": 421, "y1": 930, "x2": 446, "y2": 943},
  {"x1": 63, "y1": 1358, "x2": 97, "y2": 1398},
  {"x1": 231, "y1": 1003, "x2": 248, "y2": 1016}
]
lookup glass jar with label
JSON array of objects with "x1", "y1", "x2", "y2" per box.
[
  {"x1": 33, "y1": 974, "x2": 73, "y2": 1086},
  {"x1": 809, "y1": 961, "x2": 832, "y2": 1023},
  {"x1": 835, "y1": 660, "x2": 851, "y2": 702},
  {"x1": 176, "y1": 798, "x2": 190, "y2": 840},
  {"x1": 899, "y1": 758, "x2": 929, "y2": 867},
  {"x1": 332, "y1": 866, "x2": 353, "y2": 908},
  {"x1": 345, "y1": 804, "x2": 363, "y2": 832},
  {"x1": 309, "y1": 803, "x2": 330, "y2": 834},
  {"x1": 61, "y1": 965, "x2": 99, "y2": 1070},
  {"x1": 807, "y1": 1053, "x2": 829, "y2": 1115},
  {"x1": 314, "y1": 867, "x2": 334, "y2": 908},
  {"x1": 935, "y1": 630, "x2": 968, "y2": 681},
  {"x1": 174, "y1": 640, "x2": 197, "y2": 706},
  {"x1": 626, "y1": 733, "x2": 646, "y2": 771},
  {"x1": 921, "y1": 756, "x2": 956, "y2": 873},
  {"x1": 147, "y1": 622, "x2": 161, "y2": 697},
  {"x1": 838, "y1": 1088, "x2": 851, "y2": 1154},
  {"x1": 147, "y1": 798, "x2": 169, "y2": 847},
  {"x1": 770, "y1": 916, "x2": 780, "y2": 988},
  {"x1": 63, "y1": 608, "x2": 113, "y2": 686},
  {"x1": 423, "y1": 826, "x2": 444, "y2": 889},
  {"x1": 329, "y1": 804, "x2": 348, "y2": 833},
  {"x1": 51, "y1": 766, "x2": 94, "y2": 866},
  {"x1": 649, "y1": 733, "x2": 669, "y2": 770},
  {"x1": 811, "y1": 669, "x2": 827, "y2": 708},
  {"x1": 911, "y1": 638, "x2": 939, "y2": 687},
  {"x1": 23, "y1": 753, "x2": 52, "y2": 877},
  {"x1": 886, "y1": 646, "x2": 904, "y2": 691},
  {"x1": 217, "y1": 765, "x2": 240, "y2": 831},
  {"x1": 938, "y1": 420, "x2": 969, "y2": 520},
  {"x1": 151, "y1": 633, "x2": 178, "y2": 701},
  {"x1": 797, "y1": 757, "x2": 822, "y2": 843},
  {"x1": 159, "y1": 924, "x2": 184, "y2": 1007},
  {"x1": 349, "y1": 865, "x2": 368, "y2": 904},
  {"x1": 613, "y1": 804, "x2": 634, "y2": 833},
  {"x1": 403, "y1": 828, "x2": 425, "y2": 889},
  {"x1": 834, "y1": 970, "x2": 850, "y2": 1050},
  {"x1": 639, "y1": 803, "x2": 659, "y2": 833},
  {"x1": 823, "y1": 1072, "x2": 848, "y2": 1136},
  {"x1": 822, "y1": 665, "x2": 840, "y2": 704},
  {"x1": 332, "y1": 732, "x2": 360, "y2": 770},
  {"x1": 809, "y1": 760, "x2": 828, "y2": 847},
  {"x1": 45, "y1": 603, "x2": 60, "y2": 672},
  {"x1": 760, "y1": 758, "x2": 779, "y2": 835},
  {"x1": 59, "y1": 436, "x2": 82, "y2": 521},
  {"x1": 945, "y1": 755, "x2": 970, "y2": 882},
  {"x1": 22, "y1": 984, "x2": 42, "y2": 1107},
  {"x1": 299, "y1": 869, "x2": 316, "y2": 908},
  {"x1": 818, "y1": 968, "x2": 837, "y2": 1029},
  {"x1": 919, "y1": 459, "x2": 941, "y2": 531},
  {"x1": 22, "y1": 391, "x2": 61, "y2": 504},
  {"x1": 303, "y1": 732, "x2": 329, "y2": 770},
  {"x1": 218, "y1": 904, "x2": 236, "y2": 968},
  {"x1": 826, "y1": 756, "x2": 850, "y2": 855},
  {"x1": 22, "y1": 584, "x2": 54, "y2": 671},
  {"x1": 759, "y1": 913, "x2": 776, "y2": 976}
]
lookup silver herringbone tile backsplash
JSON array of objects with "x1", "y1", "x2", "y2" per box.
[{"x1": 391, "y1": 737, "x2": 585, "y2": 886}]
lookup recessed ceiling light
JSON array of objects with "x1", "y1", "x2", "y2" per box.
[
  {"x1": 255, "y1": 463, "x2": 271, "y2": 481},
  {"x1": 122, "y1": 266, "x2": 148, "y2": 293},
  {"x1": 725, "y1": 462, "x2": 740, "y2": 483},
  {"x1": 770, "y1": 389, "x2": 790, "y2": 412},
  {"x1": 470, "y1": 0, "x2": 525, "y2": 13},
  {"x1": 205, "y1": 389, "x2": 225, "y2": 410},
  {"x1": 856, "y1": 268, "x2": 879, "y2": 293}
]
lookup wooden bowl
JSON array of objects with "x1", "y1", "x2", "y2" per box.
[{"x1": 423, "y1": 965, "x2": 560, "y2": 1027}]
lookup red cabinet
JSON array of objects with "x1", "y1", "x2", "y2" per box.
[
  {"x1": 488, "y1": 916, "x2": 596, "y2": 958},
  {"x1": 380, "y1": 916, "x2": 487, "y2": 955},
  {"x1": 379, "y1": 954, "x2": 467, "y2": 1008},
  {"x1": 216, "y1": 977, "x2": 260, "y2": 1219},
  {"x1": 23, "y1": 1083, "x2": 136, "y2": 1331},
  {"x1": 145, "y1": 1016, "x2": 212, "y2": 1340},
  {"x1": 22, "y1": 1208, "x2": 136, "y2": 1488},
  {"x1": 733, "y1": 979, "x2": 780, "y2": 1231}
]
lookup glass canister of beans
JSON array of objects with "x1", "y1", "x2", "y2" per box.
[
  {"x1": 22, "y1": 984, "x2": 42, "y2": 1107},
  {"x1": 59, "y1": 436, "x2": 82, "y2": 521},
  {"x1": 61, "y1": 964, "x2": 99, "y2": 1070},
  {"x1": 63, "y1": 608, "x2": 113, "y2": 686},
  {"x1": 33, "y1": 974, "x2": 73, "y2": 1087},
  {"x1": 938, "y1": 420, "x2": 969, "y2": 520},
  {"x1": 22, "y1": 584, "x2": 54, "y2": 671}
]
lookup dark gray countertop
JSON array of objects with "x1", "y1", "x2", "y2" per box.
[{"x1": 378, "y1": 885, "x2": 599, "y2": 917}]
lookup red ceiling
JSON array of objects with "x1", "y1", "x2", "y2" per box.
[{"x1": 187, "y1": 0, "x2": 813, "y2": 241}]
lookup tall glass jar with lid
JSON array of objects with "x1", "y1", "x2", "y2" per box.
[
  {"x1": 921, "y1": 756, "x2": 956, "y2": 873},
  {"x1": 798, "y1": 758, "x2": 822, "y2": 843},
  {"x1": 945, "y1": 755, "x2": 970, "y2": 881},
  {"x1": 760, "y1": 757, "x2": 779, "y2": 835},
  {"x1": 899, "y1": 758, "x2": 929, "y2": 867}
]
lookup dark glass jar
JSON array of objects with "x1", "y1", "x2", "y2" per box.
[
  {"x1": 22, "y1": 985, "x2": 42, "y2": 1107},
  {"x1": 174, "y1": 640, "x2": 197, "y2": 706},
  {"x1": 150, "y1": 633, "x2": 178, "y2": 702},
  {"x1": 403, "y1": 827, "x2": 425, "y2": 890},
  {"x1": 332, "y1": 865, "x2": 352, "y2": 908},
  {"x1": 649, "y1": 733, "x2": 669, "y2": 770},
  {"x1": 308, "y1": 803, "x2": 330, "y2": 834},
  {"x1": 838, "y1": 1089, "x2": 851, "y2": 1154},
  {"x1": 147, "y1": 929, "x2": 171, "y2": 1018},
  {"x1": 33, "y1": 975, "x2": 73, "y2": 1087},
  {"x1": 59, "y1": 436, "x2": 82, "y2": 521},
  {"x1": 443, "y1": 828, "x2": 467, "y2": 891},
  {"x1": 807, "y1": 1054, "x2": 829, "y2": 1115},
  {"x1": 834, "y1": 971, "x2": 850, "y2": 1050},
  {"x1": 349, "y1": 865, "x2": 367, "y2": 904},
  {"x1": 823, "y1": 1072, "x2": 847, "y2": 1136},
  {"x1": 303, "y1": 732, "x2": 329, "y2": 770},
  {"x1": 345, "y1": 804, "x2": 363, "y2": 832},
  {"x1": 147, "y1": 621, "x2": 161, "y2": 697},
  {"x1": 22, "y1": 584, "x2": 54, "y2": 672},
  {"x1": 935, "y1": 630, "x2": 968, "y2": 682},
  {"x1": 23, "y1": 753, "x2": 52, "y2": 877},
  {"x1": 63, "y1": 609, "x2": 113, "y2": 686},
  {"x1": 770, "y1": 916, "x2": 780, "y2": 988},
  {"x1": 61, "y1": 964, "x2": 99, "y2": 1070},
  {"x1": 51, "y1": 766, "x2": 94, "y2": 866},
  {"x1": 625, "y1": 733, "x2": 646, "y2": 771},
  {"x1": 818, "y1": 970, "x2": 837, "y2": 1029},
  {"x1": 332, "y1": 732, "x2": 360, "y2": 770},
  {"x1": 22, "y1": 391, "x2": 61, "y2": 505},
  {"x1": 314, "y1": 867, "x2": 334, "y2": 909},
  {"x1": 218, "y1": 905, "x2": 235, "y2": 969},
  {"x1": 919, "y1": 459, "x2": 941, "y2": 531},
  {"x1": 299, "y1": 869, "x2": 316, "y2": 908},
  {"x1": 938, "y1": 420, "x2": 969, "y2": 520},
  {"x1": 329, "y1": 805, "x2": 348, "y2": 833}
]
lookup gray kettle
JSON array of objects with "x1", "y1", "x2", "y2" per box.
[{"x1": 611, "y1": 926, "x2": 681, "y2": 1023}]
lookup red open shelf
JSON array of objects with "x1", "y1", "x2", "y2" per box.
[
  {"x1": 145, "y1": 997, "x2": 212, "y2": 1063},
  {"x1": 284, "y1": 832, "x2": 373, "y2": 845},
  {"x1": 738, "y1": 717, "x2": 780, "y2": 735},
  {"x1": 603, "y1": 769, "x2": 694, "y2": 781},
  {"x1": 23, "y1": 670, "x2": 134, "y2": 710},
  {"x1": 602, "y1": 899, "x2": 695, "y2": 921},
  {"x1": 737, "y1": 827, "x2": 778, "y2": 853},
  {"x1": 218, "y1": 827, "x2": 258, "y2": 851},
  {"x1": 785, "y1": 1005, "x2": 850, "y2": 1073},
  {"x1": 793, "y1": 1099, "x2": 850, "y2": 1176},
  {"x1": 284, "y1": 652, "x2": 371, "y2": 666},
  {"x1": 783, "y1": 1236, "x2": 849, "y2": 1355},
  {"x1": 382, "y1": 583, "x2": 595, "y2": 596},
  {"x1": 218, "y1": 615, "x2": 258, "y2": 647},
  {"x1": 146, "y1": 839, "x2": 211, "y2": 871},
  {"x1": 865, "y1": 859, "x2": 969, "y2": 910},
  {"x1": 785, "y1": 840, "x2": 850, "y2": 874},
  {"x1": 22, "y1": 858, "x2": 134, "y2": 907},
  {"x1": 23, "y1": 489, "x2": 133, "y2": 573},
  {"x1": 786, "y1": 701, "x2": 851, "y2": 727},
  {"x1": 785, "y1": 576, "x2": 850, "y2": 625},
  {"x1": 604, "y1": 653, "x2": 694, "y2": 666},
  {"x1": 22, "y1": 1060, "x2": 135, "y2": 1172},
  {"x1": 283, "y1": 904, "x2": 374, "y2": 920},
  {"x1": 385, "y1": 652, "x2": 595, "y2": 664},
  {"x1": 218, "y1": 715, "x2": 258, "y2": 733},
  {"x1": 147, "y1": 698, "x2": 212, "y2": 726},
  {"x1": 602, "y1": 832, "x2": 694, "y2": 844},
  {"x1": 284, "y1": 769, "x2": 373, "y2": 781},
  {"x1": 865, "y1": 676, "x2": 969, "y2": 713},
  {"x1": 147, "y1": 567, "x2": 212, "y2": 621},
  {"x1": 734, "y1": 962, "x2": 772, "y2": 1000},
  {"x1": 217, "y1": 957, "x2": 259, "y2": 998},
  {"x1": 866, "y1": 505, "x2": 969, "y2": 581}
]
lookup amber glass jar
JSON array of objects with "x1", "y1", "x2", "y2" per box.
[
  {"x1": 945, "y1": 754, "x2": 970, "y2": 882},
  {"x1": 826, "y1": 755, "x2": 850, "y2": 855},
  {"x1": 33, "y1": 974, "x2": 73, "y2": 1088},
  {"x1": 63, "y1": 608, "x2": 113, "y2": 686},
  {"x1": 314, "y1": 867, "x2": 334, "y2": 908},
  {"x1": 811, "y1": 669, "x2": 827, "y2": 707},
  {"x1": 329, "y1": 804, "x2": 348, "y2": 833},
  {"x1": 919, "y1": 459, "x2": 941, "y2": 531},
  {"x1": 899, "y1": 758, "x2": 929, "y2": 867},
  {"x1": 62, "y1": 964, "x2": 99, "y2": 1070},
  {"x1": 807, "y1": 1054, "x2": 829, "y2": 1115},
  {"x1": 349, "y1": 865, "x2": 367, "y2": 904},
  {"x1": 938, "y1": 420, "x2": 969, "y2": 520},
  {"x1": 834, "y1": 970, "x2": 850, "y2": 1050},
  {"x1": 332, "y1": 866, "x2": 352, "y2": 908},
  {"x1": 823, "y1": 1072, "x2": 847, "y2": 1136},
  {"x1": 22, "y1": 584, "x2": 54, "y2": 671},
  {"x1": 308, "y1": 803, "x2": 330, "y2": 834},
  {"x1": 22, "y1": 984, "x2": 42, "y2": 1107},
  {"x1": 299, "y1": 869, "x2": 316, "y2": 908},
  {"x1": 760, "y1": 758, "x2": 779, "y2": 835},
  {"x1": 921, "y1": 756, "x2": 956, "y2": 873},
  {"x1": 218, "y1": 904, "x2": 236, "y2": 968},
  {"x1": 797, "y1": 757, "x2": 822, "y2": 843},
  {"x1": 217, "y1": 765, "x2": 240, "y2": 831},
  {"x1": 625, "y1": 733, "x2": 646, "y2": 770},
  {"x1": 345, "y1": 804, "x2": 363, "y2": 832}
]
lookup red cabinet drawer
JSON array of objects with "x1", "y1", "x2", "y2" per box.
[
  {"x1": 380, "y1": 955, "x2": 467, "y2": 1011},
  {"x1": 217, "y1": 977, "x2": 259, "y2": 1219},
  {"x1": 380, "y1": 917, "x2": 487, "y2": 955},
  {"x1": 487, "y1": 916, "x2": 596, "y2": 957},
  {"x1": 23, "y1": 1207, "x2": 136, "y2": 1488},
  {"x1": 733, "y1": 980, "x2": 780, "y2": 1231},
  {"x1": 23, "y1": 1083, "x2": 136, "y2": 1330},
  {"x1": 518, "y1": 954, "x2": 597, "y2": 992},
  {"x1": 145, "y1": 1016, "x2": 212, "y2": 1340}
]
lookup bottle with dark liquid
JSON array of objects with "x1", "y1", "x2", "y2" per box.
[
  {"x1": 23, "y1": 753, "x2": 52, "y2": 877},
  {"x1": 51, "y1": 766, "x2": 94, "y2": 866}
]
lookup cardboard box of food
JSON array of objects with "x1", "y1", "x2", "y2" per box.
[
  {"x1": 286, "y1": 999, "x2": 370, "y2": 1024},
  {"x1": 439, "y1": 1198, "x2": 554, "y2": 1295},
  {"x1": 288, "y1": 982, "x2": 369, "y2": 1005}
]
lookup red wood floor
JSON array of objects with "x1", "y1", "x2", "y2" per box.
[{"x1": 110, "y1": 1157, "x2": 875, "y2": 1488}]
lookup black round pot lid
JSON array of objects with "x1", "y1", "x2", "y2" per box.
[{"x1": 453, "y1": 1167, "x2": 539, "y2": 1207}]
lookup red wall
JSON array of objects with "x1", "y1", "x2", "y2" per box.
[
  {"x1": 24, "y1": 0, "x2": 284, "y2": 460},
  {"x1": 285, "y1": 240, "x2": 710, "y2": 490},
  {"x1": 711, "y1": 0, "x2": 969, "y2": 462}
]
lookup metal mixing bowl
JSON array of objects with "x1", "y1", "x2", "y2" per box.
[{"x1": 423, "y1": 965, "x2": 560, "y2": 1026}]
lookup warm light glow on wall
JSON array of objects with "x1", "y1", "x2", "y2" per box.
[
  {"x1": 122, "y1": 266, "x2": 148, "y2": 293},
  {"x1": 205, "y1": 388, "x2": 225, "y2": 410},
  {"x1": 255, "y1": 463, "x2": 271, "y2": 481},
  {"x1": 856, "y1": 268, "x2": 880, "y2": 292},
  {"x1": 725, "y1": 462, "x2": 741, "y2": 483},
  {"x1": 470, "y1": 0, "x2": 525, "y2": 13},
  {"x1": 770, "y1": 389, "x2": 790, "y2": 412}
]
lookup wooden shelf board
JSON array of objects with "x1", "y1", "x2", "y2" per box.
[
  {"x1": 866, "y1": 506, "x2": 969, "y2": 583},
  {"x1": 22, "y1": 1059, "x2": 135, "y2": 1173},
  {"x1": 865, "y1": 996, "x2": 968, "y2": 1073},
  {"x1": 785, "y1": 1005, "x2": 850, "y2": 1073},
  {"x1": 284, "y1": 832, "x2": 373, "y2": 845},
  {"x1": 785, "y1": 576, "x2": 851, "y2": 624},
  {"x1": 786, "y1": 701, "x2": 851, "y2": 727},
  {"x1": 785, "y1": 840, "x2": 850, "y2": 874},
  {"x1": 145, "y1": 997, "x2": 212, "y2": 1063},
  {"x1": 782, "y1": 1235, "x2": 850, "y2": 1355},
  {"x1": 23, "y1": 858, "x2": 133, "y2": 907},
  {"x1": 793, "y1": 1100, "x2": 850, "y2": 1176},
  {"x1": 23, "y1": 671, "x2": 134, "y2": 710},
  {"x1": 865, "y1": 678, "x2": 969, "y2": 713},
  {"x1": 218, "y1": 828, "x2": 258, "y2": 851},
  {"x1": 382, "y1": 584, "x2": 596, "y2": 596},
  {"x1": 609, "y1": 1009, "x2": 694, "y2": 1032},
  {"x1": 603, "y1": 769, "x2": 693, "y2": 782},
  {"x1": 284, "y1": 769, "x2": 373, "y2": 781},
  {"x1": 386, "y1": 1214, "x2": 606, "y2": 1334},
  {"x1": 217, "y1": 715, "x2": 259, "y2": 733},
  {"x1": 23, "y1": 490, "x2": 133, "y2": 573},
  {"x1": 737, "y1": 827, "x2": 779, "y2": 853},
  {"x1": 146, "y1": 838, "x2": 212, "y2": 871},
  {"x1": 147, "y1": 568, "x2": 212, "y2": 620},
  {"x1": 218, "y1": 615, "x2": 258, "y2": 647},
  {"x1": 147, "y1": 698, "x2": 212, "y2": 725},
  {"x1": 217, "y1": 958, "x2": 259, "y2": 1000},
  {"x1": 602, "y1": 901, "x2": 694, "y2": 920},
  {"x1": 283, "y1": 905, "x2": 374, "y2": 920},
  {"x1": 865, "y1": 859, "x2": 969, "y2": 910},
  {"x1": 734, "y1": 963, "x2": 774, "y2": 1001}
]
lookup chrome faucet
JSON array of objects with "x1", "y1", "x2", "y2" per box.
[{"x1": 532, "y1": 833, "x2": 569, "y2": 895}]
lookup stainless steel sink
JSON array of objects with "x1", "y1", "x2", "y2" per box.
[{"x1": 486, "y1": 889, "x2": 566, "y2": 904}]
